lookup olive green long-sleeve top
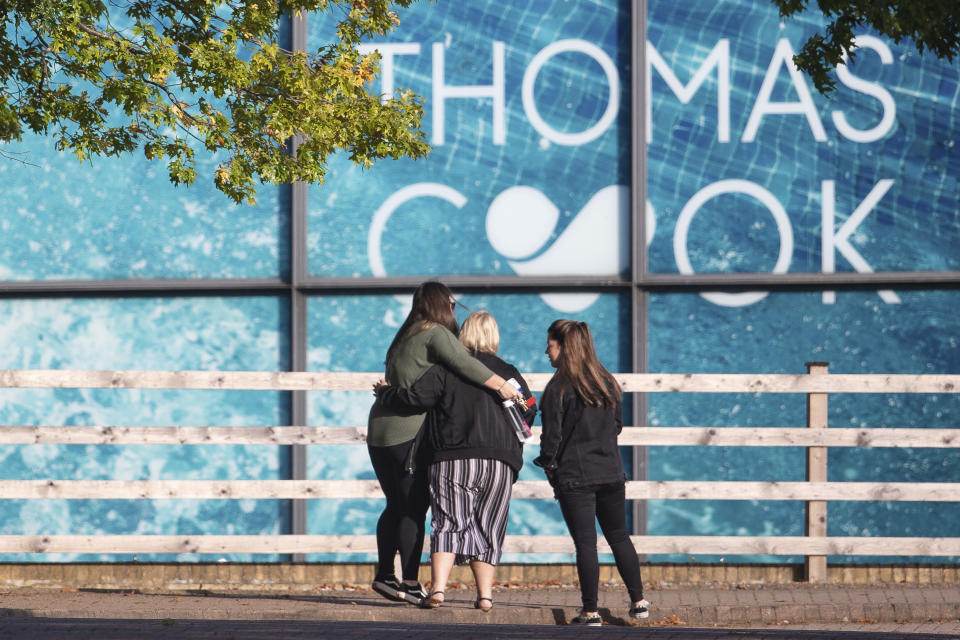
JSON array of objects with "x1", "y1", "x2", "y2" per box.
[{"x1": 367, "y1": 323, "x2": 494, "y2": 447}]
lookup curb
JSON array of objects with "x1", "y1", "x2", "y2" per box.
[{"x1": 1, "y1": 584, "x2": 959, "y2": 628}]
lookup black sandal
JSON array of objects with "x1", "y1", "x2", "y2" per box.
[
  {"x1": 422, "y1": 590, "x2": 444, "y2": 609},
  {"x1": 474, "y1": 596, "x2": 493, "y2": 612}
]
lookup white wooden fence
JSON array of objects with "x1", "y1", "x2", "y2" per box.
[{"x1": 2, "y1": 365, "x2": 960, "y2": 582}]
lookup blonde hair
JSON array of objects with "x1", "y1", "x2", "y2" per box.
[{"x1": 459, "y1": 311, "x2": 499, "y2": 354}]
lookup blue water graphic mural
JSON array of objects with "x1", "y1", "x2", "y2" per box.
[
  {"x1": 0, "y1": 0, "x2": 958, "y2": 563},
  {"x1": 0, "y1": 298, "x2": 289, "y2": 561}
]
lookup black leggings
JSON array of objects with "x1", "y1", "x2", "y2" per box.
[
  {"x1": 557, "y1": 481, "x2": 644, "y2": 611},
  {"x1": 368, "y1": 439, "x2": 431, "y2": 581}
]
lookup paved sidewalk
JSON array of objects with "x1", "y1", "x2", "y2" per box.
[
  {"x1": 0, "y1": 618, "x2": 958, "y2": 640},
  {"x1": 1, "y1": 582, "x2": 959, "y2": 636}
]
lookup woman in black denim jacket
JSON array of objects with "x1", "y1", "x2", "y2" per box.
[{"x1": 533, "y1": 319, "x2": 650, "y2": 626}]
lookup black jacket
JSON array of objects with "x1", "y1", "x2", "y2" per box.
[
  {"x1": 534, "y1": 375, "x2": 624, "y2": 489},
  {"x1": 377, "y1": 351, "x2": 536, "y2": 475}
]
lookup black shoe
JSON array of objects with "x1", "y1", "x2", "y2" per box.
[
  {"x1": 630, "y1": 599, "x2": 650, "y2": 619},
  {"x1": 397, "y1": 582, "x2": 428, "y2": 604},
  {"x1": 371, "y1": 576, "x2": 403, "y2": 601},
  {"x1": 571, "y1": 611, "x2": 602, "y2": 626}
]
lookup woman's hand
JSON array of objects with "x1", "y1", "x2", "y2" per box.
[
  {"x1": 496, "y1": 378, "x2": 523, "y2": 402},
  {"x1": 373, "y1": 379, "x2": 389, "y2": 397},
  {"x1": 483, "y1": 374, "x2": 523, "y2": 401},
  {"x1": 533, "y1": 455, "x2": 559, "y2": 489},
  {"x1": 532, "y1": 455, "x2": 557, "y2": 472}
]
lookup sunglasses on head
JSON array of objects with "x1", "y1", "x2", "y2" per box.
[{"x1": 449, "y1": 297, "x2": 472, "y2": 313}]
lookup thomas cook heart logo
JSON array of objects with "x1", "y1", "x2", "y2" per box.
[{"x1": 369, "y1": 183, "x2": 648, "y2": 312}]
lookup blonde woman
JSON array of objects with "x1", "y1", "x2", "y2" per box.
[{"x1": 376, "y1": 311, "x2": 536, "y2": 612}]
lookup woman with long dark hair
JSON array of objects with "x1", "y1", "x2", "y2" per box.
[
  {"x1": 534, "y1": 319, "x2": 650, "y2": 626},
  {"x1": 367, "y1": 282, "x2": 520, "y2": 604}
]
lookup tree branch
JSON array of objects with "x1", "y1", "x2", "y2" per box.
[{"x1": 75, "y1": 21, "x2": 149, "y2": 56}]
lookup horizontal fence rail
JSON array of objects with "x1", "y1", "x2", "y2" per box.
[
  {"x1": 0, "y1": 426, "x2": 960, "y2": 448},
  {"x1": 2, "y1": 368, "x2": 960, "y2": 580},
  {"x1": 2, "y1": 479, "x2": 960, "y2": 502},
  {"x1": 0, "y1": 426, "x2": 956, "y2": 447},
  {"x1": 4, "y1": 369, "x2": 960, "y2": 393},
  {"x1": 1, "y1": 535, "x2": 959, "y2": 556}
]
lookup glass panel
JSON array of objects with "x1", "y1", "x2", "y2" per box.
[
  {"x1": 0, "y1": 297, "x2": 289, "y2": 561},
  {"x1": 306, "y1": 1, "x2": 631, "y2": 278},
  {"x1": 0, "y1": 133, "x2": 287, "y2": 280},
  {"x1": 304, "y1": 291, "x2": 630, "y2": 562},
  {"x1": 647, "y1": 0, "x2": 960, "y2": 274},
  {"x1": 648, "y1": 290, "x2": 960, "y2": 562}
]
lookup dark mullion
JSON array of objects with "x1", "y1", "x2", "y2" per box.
[
  {"x1": 630, "y1": 0, "x2": 649, "y2": 541},
  {"x1": 288, "y1": 10, "x2": 309, "y2": 563},
  {"x1": 296, "y1": 271, "x2": 960, "y2": 293},
  {"x1": 289, "y1": 287, "x2": 308, "y2": 562},
  {"x1": 297, "y1": 275, "x2": 634, "y2": 292},
  {"x1": 639, "y1": 271, "x2": 960, "y2": 290},
  {"x1": 5, "y1": 272, "x2": 959, "y2": 299},
  {"x1": 0, "y1": 279, "x2": 289, "y2": 298}
]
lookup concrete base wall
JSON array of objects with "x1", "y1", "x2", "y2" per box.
[{"x1": 1, "y1": 563, "x2": 959, "y2": 592}]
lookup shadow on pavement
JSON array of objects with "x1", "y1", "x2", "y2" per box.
[{"x1": 0, "y1": 617, "x2": 956, "y2": 640}]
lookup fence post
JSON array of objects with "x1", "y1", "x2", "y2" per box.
[{"x1": 805, "y1": 361, "x2": 829, "y2": 583}]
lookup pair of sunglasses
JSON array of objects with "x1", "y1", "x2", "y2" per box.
[{"x1": 450, "y1": 298, "x2": 472, "y2": 312}]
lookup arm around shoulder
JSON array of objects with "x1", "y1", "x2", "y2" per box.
[
  {"x1": 428, "y1": 326, "x2": 494, "y2": 385},
  {"x1": 376, "y1": 364, "x2": 446, "y2": 414}
]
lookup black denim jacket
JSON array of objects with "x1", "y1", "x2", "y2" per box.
[{"x1": 533, "y1": 375, "x2": 625, "y2": 490}]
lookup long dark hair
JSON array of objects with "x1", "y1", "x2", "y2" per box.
[
  {"x1": 385, "y1": 281, "x2": 459, "y2": 364},
  {"x1": 547, "y1": 319, "x2": 621, "y2": 407}
]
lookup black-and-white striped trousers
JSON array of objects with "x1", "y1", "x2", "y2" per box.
[{"x1": 428, "y1": 458, "x2": 514, "y2": 565}]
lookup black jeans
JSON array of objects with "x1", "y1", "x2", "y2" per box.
[
  {"x1": 557, "y1": 481, "x2": 644, "y2": 611},
  {"x1": 368, "y1": 439, "x2": 431, "y2": 581}
]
